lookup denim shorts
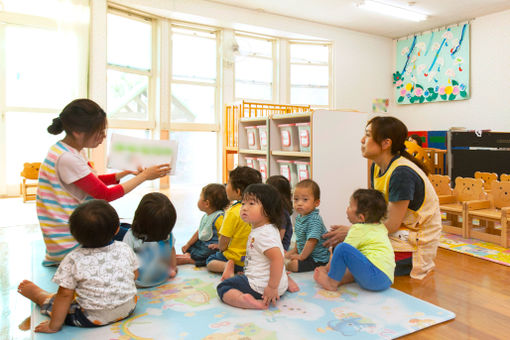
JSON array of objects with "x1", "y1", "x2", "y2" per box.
[
  {"x1": 40, "y1": 296, "x2": 98, "y2": 327},
  {"x1": 297, "y1": 256, "x2": 328, "y2": 272}
]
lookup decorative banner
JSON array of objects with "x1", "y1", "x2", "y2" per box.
[
  {"x1": 393, "y1": 24, "x2": 470, "y2": 104},
  {"x1": 107, "y1": 134, "x2": 178, "y2": 174},
  {"x1": 372, "y1": 98, "x2": 389, "y2": 113}
]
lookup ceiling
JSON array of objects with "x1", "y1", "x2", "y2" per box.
[{"x1": 205, "y1": 0, "x2": 510, "y2": 38}]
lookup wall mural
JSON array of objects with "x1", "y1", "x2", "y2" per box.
[{"x1": 393, "y1": 23, "x2": 469, "y2": 104}]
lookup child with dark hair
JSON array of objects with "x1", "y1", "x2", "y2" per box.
[
  {"x1": 206, "y1": 166, "x2": 262, "y2": 275},
  {"x1": 217, "y1": 184, "x2": 288, "y2": 309},
  {"x1": 286, "y1": 179, "x2": 330, "y2": 272},
  {"x1": 408, "y1": 134, "x2": 423, "y2": 147},
  {"x1": 314, "y1": 189, "x2": 395, "y2": 292},
  {"x1": 177, "y1": 183, "x2": 230, "y2": 266},
  {"x1": 123, "y1": 192, "x2": 178, "y2": 287},
  {"x1": 18, "y1": 200, "x2": 139, "y2": 333},
  {"x1": 266, "y1": 175, "x2": 293, "y2": 251},
  {"x1": 38, "y1": 98, "x2": 170, "y2": 266}
]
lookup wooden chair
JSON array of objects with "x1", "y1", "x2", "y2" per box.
[
  {"x1": 405, "y1": 141, "x2": 434, "y2": 174},
  {"x1": 465, "y1": 180, "x2": 510, "y2": 248},
  {"x1": 439, "y1": 177, "x2": 487, "y2": 237},
  {"x1": 474, "y1": 171, "x2": 498, "y2": 192},
  {"x1": 429, "y1": 174, "x2": 453, "y2": 196},
  {"x1": 20, "y1": 162, "x2": 41, "y2": 203},
  {"x1": 500, "y1": 174, "x2": 510, "y2": 182}
]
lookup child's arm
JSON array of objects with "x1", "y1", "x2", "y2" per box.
[
  {"x1": 169, "y1": 247, "x2": 178, "y2": 278},
  {"x1": 182, "y1": 231, "x2": 199, "y2": 253},
  {"x1": 279, "y1": 229, "x2": 286, "y2": 241},
  {"x1": 263, "y1": 247, "x2": 284, "y2": 306},
  {"x1": 284, "y1": 246, "x2": 297, "y2": 259},
  {"x1": 34, "y1": 286, "x2": 74, "y2": 333},
  {"x1": 218, "y1": 235, "x2": 231, "y2": 252},
  {"x1": 291, "y1": 238, "x2": 318, "y2": 261}
]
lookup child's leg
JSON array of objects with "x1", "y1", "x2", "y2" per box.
[
  {"x1": 287, "y1": 273, "x2": 300, "y2": 292},
  {"x1": 221, "y1": 260, "x2": 235, "y2": 281},
  {"x1": 285, "y1": 259, "x2": 299, "y2": 272},
  {"x1": 207, "y1": 260, "x2": 227, "y2": 273},
  {"x1": 313, "y1": 265, "x2": 354, "y2": 291},
  {"x1": 17, "y1": 280, "x2": 53, "y2": 306},
  {"x1": 217, "y1": 275, "x2": 266, "y2": 309},
  {"x1": 176, "y1": 253, "x2": 195, "y2": 265}
]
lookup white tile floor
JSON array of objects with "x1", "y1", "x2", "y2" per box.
[{"x1": 0, "y1": 185, "x2": 200, "y2": 340}]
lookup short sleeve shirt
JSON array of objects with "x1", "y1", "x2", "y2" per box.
[
  {"x1": 294, "y1": 209, "x2": 330, "y2": 263},
  {"x1": 52, "y1": 241, "x2": 139, "y2": 310},
  {"x1": 56, "y1": 143, "x2": 93, "y2": 201},
  {"x1": 218, "y1": 201, "x2": 252, "y2": 266}
]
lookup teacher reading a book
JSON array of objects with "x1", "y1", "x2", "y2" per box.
[{"x1": 37, "y1": 98, "x2": 170, "y2": 266}]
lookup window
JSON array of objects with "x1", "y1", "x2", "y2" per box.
[
  {"x1": 107, "y1": 12, "x2": 153, "y2": 122},
  {"x1": 289, "y1": 42, "x2": 331, "y2": 107},
  {"x1": 234, "y1": 35, "x2": 275, "y2": 101},
  {"x1": 171, "y1": 27, "x2": 218, "y2": 124}
]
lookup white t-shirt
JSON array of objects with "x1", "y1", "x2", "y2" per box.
[
  {"x1": 244, "y1": 224, "x2": 288, "y2": 296},
  {"x1": 52, "y1": 241, "x2": 139, "y2": 311},
  {"x1": 56, "y1": 142, "x2": 93, "y2": 201}
]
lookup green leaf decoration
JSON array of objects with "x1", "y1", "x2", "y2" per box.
[
  {"x1": 398, "y1": 96, "x2": 405, "y2": 103},
  {"x1": 448, "y1": 94, "x2": 456, "y2": 100},
  {"x1": 440, "y1": 94, "x2": 447, "y2": 100},
  {"x1": 410, "y1": 97, "x2": 416, "y2": 103},
  {"x1": 428, "y1": 87, "x2": 434, "y2": 93},
  {"x1": 431, "y1": 93, "x2": 438, "y2": 100},
  {"x1": 416, "y1": 84, "x2": 424, "y2": 89},
  {"x1": 419, "y1": 96, "x2": 425, "y2": 103},
  {"x1": 426, "y1": 96, "x2": 434, "y2": 102},
  {"x1": 460, "y1": 91, "x2": 467, "y2": 97},
  {"x1": 452, "y1": 80, "x2": 459, "y2": 86}
]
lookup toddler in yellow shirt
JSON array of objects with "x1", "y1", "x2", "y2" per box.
[
  {"x1": 206, "y1": 166, "x2": 262, "y2": 277},
  {"x1": 314, "y1": 189, "x2": 395, "y2": 291}
]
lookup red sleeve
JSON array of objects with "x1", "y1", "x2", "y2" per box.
[
  {"x1": 97, "y1": 173, "x2": 119, "y2": 185},
  {"x1": 73, "y1": 173, "x2": 125, "y2": 202}
]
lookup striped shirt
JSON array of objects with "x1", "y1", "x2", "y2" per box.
[
  {"x1": 36, "y1": 141, "x2": 91, "y2": 266},
  {"x1": 294, "y1": 209, "x2": 330, "y2": 263}
]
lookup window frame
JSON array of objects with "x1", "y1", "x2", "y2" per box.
[
  {"x1": 106, "y1": 9, "x2": 157, "y2": 130},
  {"x1": 233, "y1": 32, "x2": 277, "y2": 103},
  {"x1": 287, "y1": 40, "x2": 333, "y2": 109}
]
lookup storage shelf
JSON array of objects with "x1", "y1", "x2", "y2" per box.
[
  {"x1": 271, "y1": 150, "x2": 311, "y2": 158},
  {"x1": 239, "y1": 149, "x2": 268, "y2": 155},
  {"x1": 240, "y1": 117, "x2": 268, "y2": 124},
  {"x1": 272, "y1": 112, "x2": 311, "y2": 120},
  {"x1": 225, "y1": 146, "x2": 238, "y2": 152}
]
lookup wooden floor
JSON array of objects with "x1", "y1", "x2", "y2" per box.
[{"x1": 393, "y1": 247, "x2": 510, "y2": 339}]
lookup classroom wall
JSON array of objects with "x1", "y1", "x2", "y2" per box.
[
  {"x1": 390, "y1": 9, "x2": 510, "y2": 132},
  {"x1": 112, "y1": 0, "x2": 393, "y2": 113}
]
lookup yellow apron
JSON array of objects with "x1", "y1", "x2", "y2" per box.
[{"x1": 374, "y1": 156, "x2": 442, "y2": 279}]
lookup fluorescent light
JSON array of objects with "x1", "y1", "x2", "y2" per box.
[{"x1": 357, "y1": 0, "x2": 428, "y2": 22}]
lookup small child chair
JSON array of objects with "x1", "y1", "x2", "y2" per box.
[
  {"x1": 438, "y1": 177, "x2": 487, "y2": 237},
  {"x1": 474, "y1": 171, "x2": 498, "y2": 193},
  {"x1": 465, "y1": 180, "x2": 510, "y2": 248},
  {"x1": 404, "y1": 141, "x2": 434, "y2": 174},
  {"x1": 20, "y1": 162, "x2": 41, "y2": 203},
  {"x1": 429, "y1": 174, "x2": 454, "y2": 197}
]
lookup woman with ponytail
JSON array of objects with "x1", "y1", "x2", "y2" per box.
[
  {"x1": 323, "y1": 116, "x2": 441, "y2": 280},
  {"x1": 37, "y1": 99, "x2": 171, "y2": 266}
]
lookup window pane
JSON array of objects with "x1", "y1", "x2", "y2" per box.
[
  {"x1": 171, "y1": 84, "x2": 215, "y2": 124},
  {"x1": 291, "y1": 87, "x2": 328, "y2": 106},
  {"x1": 236, "y1": 36, "x2": 272, "y2": 57},
  {"x1": 170, "y1": 131, "x2": 218, "y2": 186},
  {"x1": 2, "y1": 0, "x2": 87, "y2": 22},
  {"x1": 291, "y1": 64, "x2": 329, "y2": 86},
  {"x1": 290, "y1": 44, "x2": 329, "y2": 63},
  {"x1": 172, "y1": 31, "x2": 216, "y2": 83},
  {"x1": 235, "y1": 82, "x2": 272, "y2": 101},
  {"x1": 107, "y1": 13, "x2": 151, "y2": 70},
  {"x1": 5, "y1": 112, "x2": 59, "y2": 184},
  {"x1": 5, "y1": 26, "x2": 81, "y2": 108},
  {"x1": 107, "y1": 69, "x2": 149, "y2": 120},
  {"x1": 236, "y1": 57, "x2": 272, "y2": 83}
]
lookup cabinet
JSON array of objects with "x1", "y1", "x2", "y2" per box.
[{"x1": 238, "y1": 110, "x2": 368, "y2": 227}]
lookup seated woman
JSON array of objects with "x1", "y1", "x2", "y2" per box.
[{"x1": 323, "y1": 116, "x2": 442, "y2": 280}]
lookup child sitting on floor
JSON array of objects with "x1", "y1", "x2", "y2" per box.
[
  {"x1": 314, "y1": 189, "x2": 395, "y2": 291},
  {"x1": 206, "y1": 166, "x2": 262, "y2": 276},
  {"x1": 177, "y1": 183, "x2": 230, "y2": 266},
  {"x1": 123, "y1": 192, "x2": 178, "y2": 287},
  {"x1": 217, "y1": 184, "x2": 288, "y2": 309},
  {"x1": 266, "y1": 175, "x2": 293, "y2": 251},
  {"x1": 285, "y1": 179, "x2": 330, "y2": 272},
  {"x1": 18, "y1": 200, "x2": 139, "y2": 333}
]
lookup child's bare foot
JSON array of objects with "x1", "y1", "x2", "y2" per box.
[
  {"x1": 221, "y1": 260, "x2": 235, "y2": 281},
  {"x1": 17, "y1": 280, "x2": 52, "y2": 306},
  {"x1": 18, "y1": 316, "x2": 31, "y2": 331},
  {"x1": 287, "y1": 274, "x2": 300, "y2": 292},
  {"x1": 169, "y1": 268, "x2": 178, "y2": 278},
  {"x1": 313, "y1": 268, "x2": 339, "y2": 291},
  {"x1": 176, "y1": 253, "x2": 195, "y2": 265}
]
